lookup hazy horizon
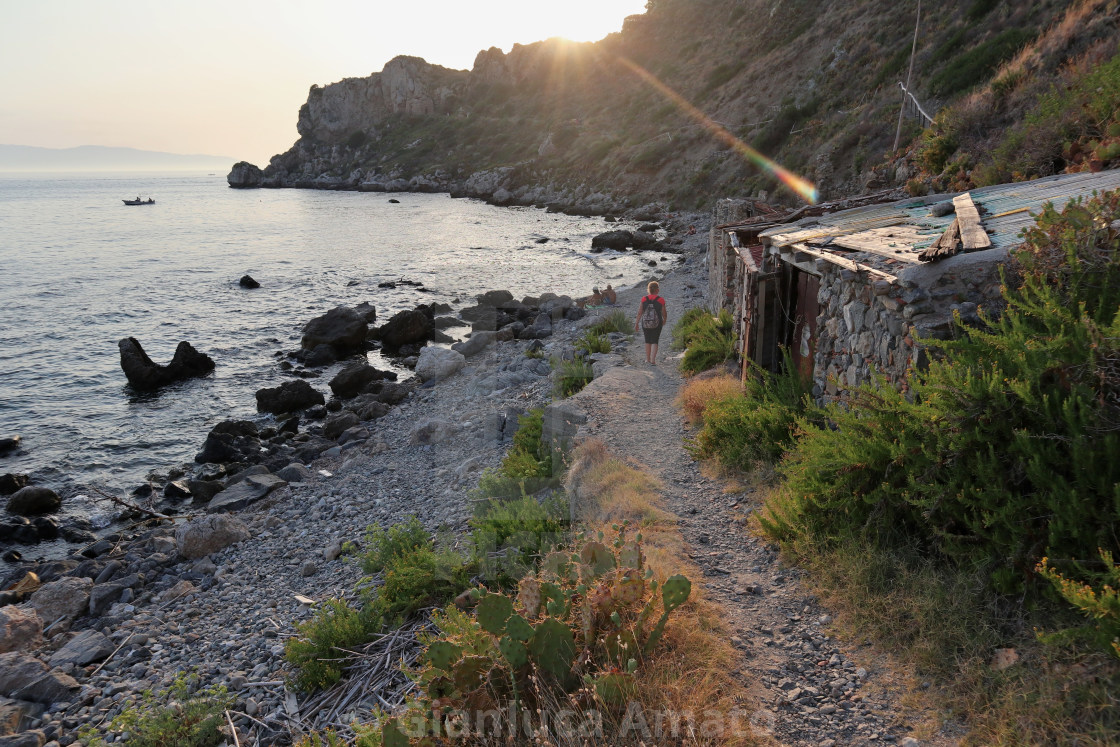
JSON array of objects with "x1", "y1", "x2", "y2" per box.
[
  {"x1": 0, "y1": 144, "x2": 235, "y2": 172},
  {"x1": 1, "y1": 1, "x2": 647, "y2": 166}
]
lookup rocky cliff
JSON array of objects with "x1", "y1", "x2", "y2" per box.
[{"x1": 233, "y1": 0, "x2": 1102, "y2": 212}]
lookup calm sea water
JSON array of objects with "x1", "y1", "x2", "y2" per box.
[{"x1": 0, "y1": 172, "x2": 658, "y2": 541}]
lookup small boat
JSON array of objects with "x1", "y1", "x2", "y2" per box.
[{"x1": 122, "y1": 196, "x2": 155, "y2": 205}]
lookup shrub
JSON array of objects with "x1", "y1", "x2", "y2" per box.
[
  {"x1": 78, "y1": 673, "x2": 234, "y2": 747},
  {"x1": 360, "y1": 516, "x2": 429, "y2": 574},
  {"x1": 676, "y1": 372, "x2": 743, "y2": 424},
  {"x1": 471, "y1": 493, "x2": 570, "y2": 584},
  {"x1": 285, "y1": 598, "x2": 380, "y2": 691},
  {"x1": 590, "y1": 310, "x2": 631, "y2": 336},
  {"x1": 1038, "y1": 549, "x2": 1120, "y2": 658},
  {"x1": 679, "y1": 309, "x2": 736, "y2": 375},
  {"x1": 687, "y1": 353, "x2": 814, "y2": 470},
  {"x1": 929, "y1": 28, "x2": 1036, "y2": 98},
  {"x1": 671, "y1": 307, "x2": 714, "y2": 351},
  {"x1": 552, "y1": 357, "x2": 595, "y2": 397},
  {"x1": 762, "y1": 191, "x2": 1120, "y2": 593},
  {"x1": 574, "y1": 331, "x2": 611, "y2": 356}
]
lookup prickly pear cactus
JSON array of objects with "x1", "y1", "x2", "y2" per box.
[
  {"x1": 528, "y1": 617, "x2": 577, "y2": 681},
  {"x1": 453, "y1": 655, "x2": 493, "y2": 692},
  {"x1": 661, "y1": 574, "x2": 691, "y2": 612},
  {"x1": 619, "y1": 540, "x2": 644, "y2": 570},
  {"x1": 427, "y1": 640, "x2": 463, "y2": 672},
  {"x1": 593, "y1": 672, "x2": 636, "y2": 707},
  {"x1": 518, "y1": 576, "x2": 542, "y2": 618},
  {"x1": 499, "y1": 634, "x2": 529, "y2": 670},
  {"x1": 580, "y1": 595, "x2": 594, "y2": 638},
  {"x1": 611, "y1": 568, "x2": 646, "y2": 606},
  {"x1": 505, "y1": 613, "x2": 534, "y2": 642},
  {"x1": 477, "y1": 593, "x2": 513, "y2": 635},
  {"x1": 580, "y1": 541, "x2": 616, "y2": 577},
  {"x1": 541, "y1": 551, "x2": 571, "y2": 580}
]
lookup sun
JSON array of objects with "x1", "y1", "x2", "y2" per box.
[{"x1": 521, "y1": 0, "x2": 649, "y2": 44}]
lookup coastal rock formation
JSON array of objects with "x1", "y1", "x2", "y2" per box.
[
  {"x1": 227, "y1": 161, "x2": 263, "y2": 188},
  {"x1": 415, "y1": 347, "x2": 465, "y2": 383},
  {"x1": 0, "y1": 607, "x2": 42, "y2": 653},
  {"x1": 376, "y1": 308, "x2": 433, "y2": 350},
  {"x1": 175, "y1": 514, "x2": 251, "y2": 559},
  {"x1": 207, "y1": 473, "x2": 287, "y2": 513},
  {"x1": 239, "y1": 274, "x2": 260, "y2": 288},
  {"x1": 118, "y1": 337, "x2": 215, "y2": 390},
  {"x1": 194, "y1": 420, "x2": 260, "y2": 464},
  {"x1": 6, "y1": 487, "x2": 61, "y2": 516},
  {"x1": 0, "y1": 474, "x2": 28, "y2": 495},
  {"x1": 0, "y1": 652, "x2": 78, "y2": 703},
  {"x1": 0, "y1": 436, "x2": 20, "y2": 455},
  {"x1": 329, "y1": 362, "x2": 395, "y2": 399},
  {"x1": 255, "y1": 380, "x2": 325, "y2": 414},
  {"x1": 301, "y1": 306, "x2": 368, "y2": 354}
]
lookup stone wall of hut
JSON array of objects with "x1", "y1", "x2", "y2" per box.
[{"x1": 811, "y1": 260, "x2": 1006, "y2": 403}]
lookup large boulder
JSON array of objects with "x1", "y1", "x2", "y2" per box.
[
  {"x1": 451, "y1": 330, "x2": 497, "y2": 357},
  {"x1": 255, "y1": 380, "x2": 324, "y2": 414},
  {"x1": 0, "y1": 608, "x2": 41, "y2": 654},
  {"x1": 118, "y1": 338, "x2": 215, "y2": 391},
  {"x1": 301, "y1": 307, "x2": 369, "y2": 354},
  {"x1": 48, "y1": 630, "x2": 115, "y2": 668},
  {"x1": 329, "y1": 362, "x2": 394, "y2": 399},
  {"x1": 227, "y1": 161, "x2": 263, "y2": 188},
  {"x1": 322, "y1": 412, "x2": 360, "y2": 440},
  {"x1": 590, "y1": 230, "x2": 632, "y2": 251},
  {"x1": 477, "y1": 290, "x2": 514, "y2": 307},
  {"x1": 175, "y1": 514, "x2": 251, "y2": 559},
  {"x1": 206, "y1": 473, "x2": 287, "y2": 513},
  {"x1": 0, "y1": 437, "x2": 20, "y2": 456},
  {"x1": 0, "y1": 475, "x2": 27, "y2": 496},
  {"x1": 29, "y1": 577, "x2": 92, "y2": 623},
  {"x1": 0, "y1": 653, "x2": 79, "y2": 704},
  {"x1": 415, "y1": 347, "x2": 465, "y2": 383},
  {"x1": 6, "y1": 488, "x2": 60, "y2": 517},
  {"x1": 194, "y1": 420, "x2": 260, "y2": 464},
  {"x1": 377, "y1": 309, "x2": 432, "y2": 349}
]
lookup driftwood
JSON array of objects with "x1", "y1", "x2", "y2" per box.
[
  {"x1": 953, "y1": 192, "x2": 992, "y2": 251},
  {"x1": 294, "y1": 615, "x2": 436, "y2": 739},
  {"x1": 89, "y1": 485, "x2": 173, "y2": 522},
  {"x1": 919, "y1": 217, "x2": 962, "y2": 261}
]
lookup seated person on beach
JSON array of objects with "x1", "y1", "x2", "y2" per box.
[{"x1": 602, "y1": 284, "x2": 617, "y2": 305}]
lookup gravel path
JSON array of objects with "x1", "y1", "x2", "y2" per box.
[{"x1": 566, "y1": 246, "x2": 957, "y2": 747}]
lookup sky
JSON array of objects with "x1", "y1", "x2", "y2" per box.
[{"x1": 0, "y1": 0, "x2": 648, "y2": 166}]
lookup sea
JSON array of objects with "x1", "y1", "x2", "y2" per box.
[{"x1": 0, "y1": 172, "x2": 661, "y2": 556}]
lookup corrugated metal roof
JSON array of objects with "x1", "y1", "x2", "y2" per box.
[{"x1": 759, "y1": 169, "x2": 1120, "y2": 268}]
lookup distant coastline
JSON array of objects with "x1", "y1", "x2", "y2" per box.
[{"x1": 0, "y1": 144, "x2": 233, "y2": 172}]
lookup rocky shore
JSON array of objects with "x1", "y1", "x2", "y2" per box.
[{"x1": 0, "y1": 211, "x2": 708, "y2": 746}]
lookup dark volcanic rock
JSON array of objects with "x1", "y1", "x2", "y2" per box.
[
  {"x1": 227, "y1": 161, "x2": 263, "y2": 188},
  {"x1": 377, "y1": 308, "x2": 433, "y2": 349},
  {"x1": 303, "y1": 343, "x2": 338, "y2": 367},
  {"x1": 0, "y1": 652, "x2": 79, "y2": 704},
  {"x1": 590, "y1": 230, "x2": 632, "y2": 251},
  {"x1": 118, "y1": 338, "x2": 215, "y2": 390},
  {"x1": 0, "y1": 475, "x2": 28, "y2": 496},
  {"x1": 239, "y1": 274, "x2": 260, "y2": 289},
  {"x1": 255, "y1": 380, "x2": 325, "y2": 414},
  {"x1": 207, "y1": 473, "x2": 287, "y2": 513},
  {"x1": 6, "y1": 487, "x2": 61, "y2": 516},
  {"x1": 477, "y1": 290, "x2": 514, "y2": 307},
  {"x1": 300, "y1": 306, "x2": 369, "y2": 354},
  {"x1": 329, "y1": 362, "x2": 395, "y2": 399},
  {"x1": 0, "y1": 437, "x2": 20, "y2": 456},
  {"x1": 353, "y1": 301, "x2": 377, "y2": 323},
  {"x1": 194, "y1": 420, "x2": 260, "y2": 464}
]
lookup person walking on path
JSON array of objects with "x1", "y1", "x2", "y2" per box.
[{"x1": 635, "y1": 280, "x2": 667, "y2": 364}]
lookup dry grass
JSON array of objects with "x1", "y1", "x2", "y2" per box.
[
  {"x1": 565, "y1": 439, "x2": 773, "y2": 746},
  {"x1": 675, "y1": 372, "x2": 743, "y2": 425}
]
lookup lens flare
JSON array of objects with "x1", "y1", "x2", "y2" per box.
[{"x1": 615, "y1": 56, "x2": 819, "y2": 205}]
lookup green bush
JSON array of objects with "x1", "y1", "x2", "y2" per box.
[
  {"x1": 679, "y1": 309, "x2": 736, "y2": 375},
  {"x1": 1038, "y1": 549, "x2": 1120, "y2": 658},
  {"x1": 471, "y1": 493, "x2": 570, "y2": 583},
  {"x1": 671, "y1": 307, "x2": 714, "y2": 351},
  {"x1": 590, "y1": 310, "x2": 631, "y2": 336},
  {"x1": 688, "y1": 352, "x2": 815, "y2": 469},
  {"x1": 553, "y1": 357, "x2": 595, "y2": 397},
  {"x1": 763, "y1": 191, "x2": 1120, "y2": 593},
  {"x1": 360, "y1": 516, "x2": 430, "y2": 574},
  {"x1": 929, "y1": 28, "x2": 1036, "y2": 98},
  {"x1": 575, "y1": 331, "x2": 611, "y2": 357},
  {"x1": 79, "y1": 673, "x2": 233, "y2": 747}
]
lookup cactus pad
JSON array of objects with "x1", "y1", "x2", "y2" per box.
[
  {"x1": 427, "y1": 674, "x2": 455, "y2": 701},
  {"x1": 619, "y1": 541, "x2": 644, "y2": 570},
  {"x1": 518, "y1": 576, "x2": 542, "y2": 618},
  {"x1": 426, "y1": 641, "x2": 462, "y2": 672},
  {"x1": 612, "y1": 568, "x2": 646, "y2": 606},
  {"x1": 505, "y1": 614, "x2": 534, "y2": 642},
  {"x1": 542, "y1": 551, "x2": 571, "y2": 580},
  {"x1": 452, "y1": 655, "x2": 493, "y2": 692},
  {"x1": 499, "y1": 635, "x2": 529, "y2": 670},
  {"x1": 593, "y1": 672, "x2": 636, "y2": 707},
  {"x1": 528, "y1": 618, "x2": 577, "y2": 680},
  {"x1": 477, "y1": 593, "x2": 514, "y2": 635},
  {"x1": 661, "y1": 574, "x2": 691, "y2": 611},
  {"x1": 580, "y1": 541, "x2": 616, "y2": 577}
]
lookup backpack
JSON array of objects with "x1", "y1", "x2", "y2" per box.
[{"x1": 640, "y1": 296, "x2": 663, "y2": 329}]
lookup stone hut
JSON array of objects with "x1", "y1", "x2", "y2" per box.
[{"x1": 713, "y1": 170, "x2": 1120, "y2": 404}]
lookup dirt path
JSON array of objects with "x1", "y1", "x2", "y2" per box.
[{"x1": 570, "y1": 273, "x2": 953, "y2": 746}]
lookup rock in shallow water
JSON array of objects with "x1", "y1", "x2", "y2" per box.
[
  {"x1": 6, "y1": 487, "x2": 60, "y2": 517},
  {"x1": 118, "y1": 338, "x2": 215, "y2": 390},
  {"x1": 300, "y1": 306, "x2": 368, "y2": 354},
  {"x1": 255, "y1": 380, "x2": 325, "y2": 414}
]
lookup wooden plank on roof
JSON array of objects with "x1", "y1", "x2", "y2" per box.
[
  {"x1": 829, "y1": 226, "x2": 928, "y2": 263},
  {"x1": 953, "y1": 192, "x2": 992, "y2": 252},
  {"x1": 785, "y1": 243, "x2": 897, "y2": 281},
  {"x1": 919, "y1": 218, "x2": 962, "y2": 261}
]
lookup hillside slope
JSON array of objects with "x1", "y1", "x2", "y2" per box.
[{"x1": 237, "y1": 0, "x2": 1115, "y2": 210}]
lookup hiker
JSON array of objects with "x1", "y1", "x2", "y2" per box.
[
  {"x1": 602, "y1": 284, "x2": 617, "y2": 305},
  {"x1": 635, "y1": 280, "x2": 667, "y2": 364}
]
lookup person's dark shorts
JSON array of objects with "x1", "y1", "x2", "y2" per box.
[{"x1": 643, "y1": 326, "x2": 663, "y2": 344}]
